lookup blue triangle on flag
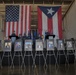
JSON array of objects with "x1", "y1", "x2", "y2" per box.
[{"x1": 38, "y1": 6, "x2": 61, "y2": 18}]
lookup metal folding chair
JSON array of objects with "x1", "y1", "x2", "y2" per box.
[
  {"x1": 2, "y1": 40, "x2": 12, "y2": 67},
  {"x1": 12, "y1": 39, "x2": 23, "y2": 68}
]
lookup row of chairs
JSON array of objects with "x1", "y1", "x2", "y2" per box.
[{"x1": 0, "y1": 39, "x2": 75, "y2": 68}]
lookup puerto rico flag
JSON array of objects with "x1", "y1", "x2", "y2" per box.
[
  {"x1": 5, "y1": 5, "x2": 31, "y2": 38},
  {"x1": 38, "y1": 6, "x2": 63, "y2": 39}
]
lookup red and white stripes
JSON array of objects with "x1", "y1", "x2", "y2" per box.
[
  {"x1": 38, "y1": 6, "x2": 62, "y2": 39},
  {"x1": 5, "y1": 5, "x2": 31, "y2": 38}
]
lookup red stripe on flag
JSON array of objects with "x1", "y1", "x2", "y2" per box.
[
  {"x1": 4, "y1": 22, "x2": 6, "y2": 37},
  {"x1": 26, "y1": 6, "x2": 27, "y2": 34},
  {"x1": 16, "y1": 22, "x2": 18, "y2": 36},
  {"x1": 28, "y1": 6, "x2": 31, "y2": 33},
  {"x1": 25, "y1": 5, "x2": 31, "y2": 35},
  {"x1": 38, "y1": 7, "x2": 42, "y2": 36},
  {"x1": 18, "y1": 6, "x2": 21, "y2": 35},
  {"x1": 8, "y1": 22, "x2": 10, "y2": 37},
  {"x1": 12, "y1": 22, "x2": 14, "y2": 33},
  {"x1": 23, "y1": 6, "x2": 27, "y2": 35},
  {"x1": 24, "y1": 6, "x2": 27, "y2": 34},
  {"x1": 22, "y1": 5, "x2": 25, "y2": 35},
  {"x1": 21, "y1": 6, "x2": 23, "y2": 35},
  {"x1": 48, "y1": 18, "x2": 53, "y2": 34},
  {"x1": 58, "y1": 7, "x2": 63, "y2": 39}
]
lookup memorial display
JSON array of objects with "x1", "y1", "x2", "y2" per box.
[
  {"x1": 66, "y1": 40, "x2": 73, "y2": 50},
  {"x1": 24, "y1": 40, "x2": 32, "y2": 51},
  {"x1": 4, "y1": 40, "x2": 12, "y2": 51},
  {"x1": 14, "y1": 40, "x2": 22, "y2": 51},
  {"x1": 57, "y1": 39, "x2": 65, "y2": 50},
  {"x1": 47, "y1": 39, "x2": 54, "y2": 50},
  {"x1": 36, "y1": 40, "x2": 43, "y2": 51}
]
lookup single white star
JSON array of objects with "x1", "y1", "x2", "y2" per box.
[{"x1": 47, "y1": 8, "x2": 54, "y2": 15}]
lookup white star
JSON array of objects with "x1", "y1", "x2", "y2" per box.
[{"x1": 47, "y1": 8, "x2": 54, "y2": 15}]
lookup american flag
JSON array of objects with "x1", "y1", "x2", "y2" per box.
[
  {"x1": 5, "y1": 5, "x2": 31, "y2": 38},
  {"x1": 38, "y1": 6, "x2": 63, "y2": 39}
]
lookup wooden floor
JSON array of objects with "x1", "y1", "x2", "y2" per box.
[{"x1": 0, "y1": 64, "x2": 76, "y2": 75}]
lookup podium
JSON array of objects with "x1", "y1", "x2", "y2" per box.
[
  {"x1": 45, "y1": 34, "x2": 55, "y2": 40},
  {"x1": 9, "y1": 35, "x2": 19, "y2": 52},
  {"x1": 9, "y1": 35, "x2": 18, "y2": 43}
]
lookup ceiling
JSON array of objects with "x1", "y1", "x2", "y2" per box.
[
  {"x1": 0, "y1": 0, "x2": 74, "y2": 4},
  {"x1": 0, "y1": 0, "x2": 75, "y2": 29}
]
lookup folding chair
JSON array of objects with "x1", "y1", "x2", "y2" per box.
[
  {"x1": 12, "y1": 39, "x2": 23, "y2": 68},
  {"x1": 57, "y1": 39, "x2": 66, "y2": 65},
  {"x1": 2, "y1": 40, "x2": 12, "y2": 67},
  {"x1": 65, "y1": 39, "x2": 75, "y2": 65},
  {"x1": 23, "y1": 39, "x2": 33, "y2": 68}
]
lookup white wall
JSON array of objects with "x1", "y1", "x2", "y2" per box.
[
  {"x1": 0, "y1": 17, "x2": 3, "y2": 40},
  {"x1": 63, "y1": 0, "x2": 76, "y2": 39}
]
